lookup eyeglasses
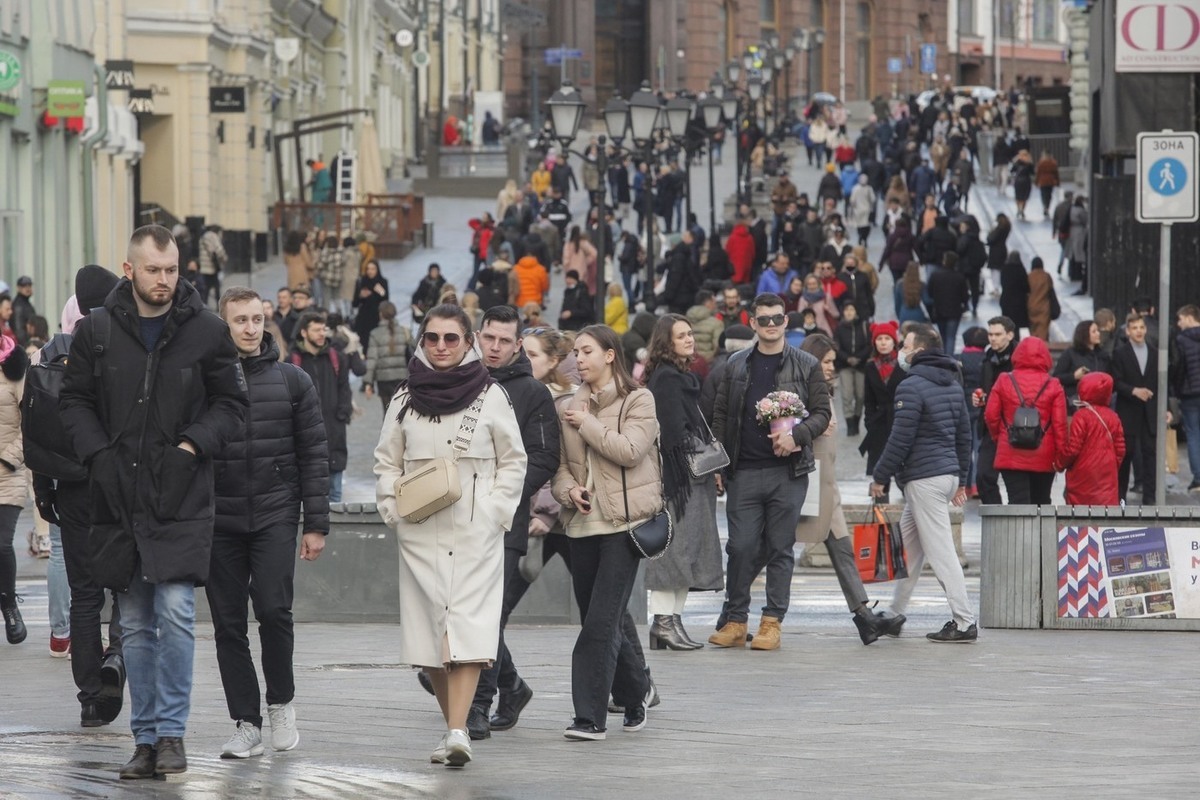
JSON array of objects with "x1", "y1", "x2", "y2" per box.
[
  {"x1": 422, "y1": 332, "x2": 462, "y2": 346},
  {"x1": 755, "y1": 314, "x2": 786, "y2": 328},
  {"x1": 522, "y1": 327, "x2": 549, "y2": 336}
]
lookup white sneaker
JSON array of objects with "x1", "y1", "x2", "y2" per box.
[
  {"x1": 442, "y1": 729, "x2": 472, "y2": 767},
  {"x1": 267, "y1": 703, "x2": 300, "y2": 751},
  {"x1": 430, "y1": 733, "x2": 449, "y2": 764},
  {"x1": 221, "y1": 721, "x2": 264, "y2": 759}
]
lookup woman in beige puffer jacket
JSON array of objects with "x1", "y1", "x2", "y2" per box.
[
  {"x1": 0, "y1": 334, "x2": 28, "y2": 643},
  {"x1": 552, "y1": 324, "x2": 660, "y2": 739}
]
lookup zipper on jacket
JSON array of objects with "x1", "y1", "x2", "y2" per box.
[
  {"x1": 470, "y1": 473, "x2": 477, "y2": 520},
  {"x1": 245, "y1": 378, "x2": 255, "y2": 531}
]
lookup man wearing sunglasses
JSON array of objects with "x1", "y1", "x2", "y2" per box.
[{"x1": 710, "y1": 293, "x2": 831, "y2": 651}]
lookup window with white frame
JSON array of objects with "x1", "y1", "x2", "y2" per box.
[
  {"x1": 1032, "y1": 0, "x2": 1058, "y2": 41},
  {"x1": 958, "y1": 0, "x2": 976, "y2": 36}
]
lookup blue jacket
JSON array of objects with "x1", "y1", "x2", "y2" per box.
[
  {"x1": 872, "y1": 350, "x2": 971, "y2": 487},
  {"x1": 757, "y1": 268, "x2": 800, "y2": 296}
]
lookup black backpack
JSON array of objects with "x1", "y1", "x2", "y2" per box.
[
  {"x1": 21, "y1": 310, "x2": 111, "y2": 482},
  {"x1": 1006, "y1": 373, "x2": 1050, "y2": 450}
]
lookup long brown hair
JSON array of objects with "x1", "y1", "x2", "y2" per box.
[
  {"x1": 576, "y1": 324, "x2": 636, "y2": 396},
  {"x1": 643, "y1": 314, "x2": 693, "y2": 379},
  {"x1": 379, "y1": 301, "x2": 399, "y2": 354},
  {"x1": 902, "y1": 262, "x2": 924, "y2": 308}
]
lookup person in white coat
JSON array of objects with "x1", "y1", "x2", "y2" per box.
[{"x1": 374, "y1": 304, "x2": 526, "y2": 768}]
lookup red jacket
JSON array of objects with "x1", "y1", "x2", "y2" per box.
[
  {"x1": 469, "y1": 218, "x2": 493, "y2": 259},
  {"x1": 820, "y1": 274, "x2": 848, "y2": 303},
  {"x1": 1058, "y1": 372, "x2": 1126, "y2": 505},
  {"x1": 725, "y1": 225, "x2": 756, "y2": 285},
  {"x1": 985, "y1": 337, "x2": 1068, "y2": 474}
]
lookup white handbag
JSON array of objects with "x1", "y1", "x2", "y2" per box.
[{"x1": 394, "y1": 391, "x2": 486, "y2": 523}]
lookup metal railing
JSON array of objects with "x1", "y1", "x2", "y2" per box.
[
  {"x1": 1026, "y1": 133, "x2": 1079, "y2": 170},
  {"x1": 271, "y1": 195, "x2": 425, "y2": 259}
]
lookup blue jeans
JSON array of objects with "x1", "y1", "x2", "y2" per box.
[
  {"x1": 329, "y1": 471, "x2": 344, "y2": 503},
  {"x1": 121, "y1": 578, "x2": 196, "y2": 745},
  {"x1": 1180, "y1": 396, "x2": 1200, "y2": 486},
  {"x1": 936, "y1": 317, "x2": 961, "y2": 355},
  {"x1": 48, "y1": 524, "x2": 69, "y2": 638}
]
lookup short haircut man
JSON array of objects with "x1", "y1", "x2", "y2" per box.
[
  {"x1": 208, "y1": 286, "x2": 329, "y2": 757},
  {"x1": 288, "y1": 309, "x2": 351, "y2": 504},
  {"x1": 60, "y1": 224, "x2": 248, "y2": 778}
]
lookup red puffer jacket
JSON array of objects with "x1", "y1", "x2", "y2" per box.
[
  {"x1": 724, "y1": 225, "x2": 756, "y2": 285},
  {"x1": 985, "y1": 337, "x2": 1067, "y2": 473},
  {"x1": 1058, "y1": 372, "x2": 1126, "y2": 505}
]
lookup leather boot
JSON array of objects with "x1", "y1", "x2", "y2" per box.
[
  {"x1": 847, "y1": 417, "x2": 860, "y2": 436},
  {"x1": 672, "y1": 615, "x2": 703, "y2": 649},
  {"x1": 707, "y1": 621, "x2": 747, "y2": 648},
  {"x1": 852, "y1": 608, "x2": 886, "y2": 645},
  {"x1": 749, "y1": 616, "x2": 781, "y2": 651},
  {"x1": 650, "y1": 615, "x2": 702, "y2": 650},
  {"x1": 1, "y1": 593, "x2": 25, "y2": 645},
  {"x1": 119, "y1": 744, "x2": 157, "y2": 779}
]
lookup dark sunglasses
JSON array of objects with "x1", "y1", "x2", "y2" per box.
[
  {"x1": 422, "y1": 332, "x2": 462, "y2": 346},
  {"x1": 755, "y1": 314, "x2": 786, "y2": 327}
]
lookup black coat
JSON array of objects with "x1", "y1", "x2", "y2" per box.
[
  {"x1": 917, "y1": 225, "x2": 958, "y2": 266},
  {"x1": 926, "y1": 264, "x2": 969, "y2": 321},
  {"x1": 860, "y1": 358, "x2": 905, "y2": 474},
  {"x1": 353, "y1": 275, "x2": 390, "y2": 348},
  {"x1": 662, "y1": 242, "x2": 700, "y2": 315},
  {"x1": 1053, "y1": 346, "x2": 1110, "y2": 410},
  {"x1": 837, "y1": 267, "x2": 875, "y2": 319},
  {"x1": 646, "y1": 364, "x2": 707, "y2": 513},
  {"x1": 558, "y1": 283, "x2": 594, "y2": 331},
  {"x1": 834, "y1": 318, "x2": 872, "y2": 371},
  {"x1": 288, "y1": 342, "x2": 353, "y2": 473},
  {"x1": 489, "y1": 351, "x2": 559, "y2": 551},
  {"x1": 1111, "y1": 341, "x2": 1156, "y2": 439},
  {"x1": 999, "y1": 261, "x2": 1030, "y2": 328},
  {"x1": 956, "y1": 231, "x2": 988, "y2": 277},
  {"x1": 986, "y1": 227, "x2": 1010, "y2": 271},
  {"x1": 215, "y1": 332, "x2": 329, "y2": 535},
  {"x1": 60, "y1": 278, "x2": 248, "y2": 590}
]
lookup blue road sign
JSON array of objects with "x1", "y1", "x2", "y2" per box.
[
  {"x1": 887, "y1": 57, "x2": 902, "y2": 74},
  {"x1": 920, "y1": 44, "x2": 937, "y2": 74},
  {"x1": 1150, "y1": 158, "x2": 1186, "y2": 197},
  {"x1": 544, "y1": 47, "x2": 584, "y2": 65}
]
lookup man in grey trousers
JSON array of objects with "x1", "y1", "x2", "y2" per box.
[{"x1": 870, "y1": 323, "x2": 977, "y2": 643}]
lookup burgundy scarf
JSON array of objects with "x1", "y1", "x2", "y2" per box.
[
  {"x1": 399, "y1": 357, "x2": 492, "y2": 423},
  {"x1": 873, "y1": 352, "x2": 897, "y2": 383}
]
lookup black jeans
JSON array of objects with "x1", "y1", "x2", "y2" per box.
[
  {"x1": 200, "y1": 272, "x2": 221, "y2": 307},
  {"x1": 1001, "y1": 470, "x2": 1055, "y2": 505},
  {"x1": 0, "y1": 504, "x2": 17, "y2": 599},
  {"x1": 206, "y1": 523, "x2": 298, "y2": 729},
  {"x1": 1119, "y1": 432, "x2": 1157, "y2": 504},
  {"x1": 58, "y1": 481, "x2": 122, "y2": 705},
  {"x1": 474, "y1": 547, "x2": 522, "y2": 710},
  {"x1": 568, "y1": 533, "x2": 648, "y2": 731},
  {"x1": 724, "y1": 466, "x2": 808, "y2": 623},
  {"x1": 976, "y1": 429, "x2": 1003, "y2": 505},
  {"x1": 376, "y1": 379, "x2": 402, "y2": 413}
]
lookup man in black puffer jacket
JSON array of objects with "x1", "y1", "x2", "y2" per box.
[
  {"x1": 870, "y1": 324, "x2": 977, "y2": 644},
  {"x1": 207, "y1": 287, "x2": 329, "y2": 759},
  {"x1": 288, "y1": 313, "x2": 352, "y2": 503}
]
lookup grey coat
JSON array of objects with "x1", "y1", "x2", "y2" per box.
[
  {"x1": 364, "y1": 322, "x2": 412, "y2": 386},
  {"x1": 1068, "y1": 204, "x2": 1088, "y2": 263}
]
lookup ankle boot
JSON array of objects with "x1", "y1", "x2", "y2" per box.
[
  {"x1": 1, "y1": 593, "x2": 26, "y2": 645},
  {"x1": 749, "y1": 616, "x2": 781, "y2": 650},
  {"x1": 847, "y1": 417, "x2": 860, "y2": 436},
  {"x1": 672, "y1": 615, "x2": 703, "y2": 649},
  {"x1": 649, "y1": 615, "x2": 702, "y2": 650},
  {"x1": 852, "y1": 608, "x2": 885, "y2": 645}
]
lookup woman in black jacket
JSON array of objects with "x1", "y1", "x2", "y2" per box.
[
  {"x1": 986, "y1": 214, "x2": 1010, "y2": 297},
  {"x1": 956, "y1": 216, "x2": 988, "y2": 315},
  {"x1": 859, "y1": 322, "x2": 905, "y2": 498},
  {"x1": 999, "y1": 251, "x2": 1030, "y2": 330},
  {"x1": 352, "y1": 259, "x2": 390, "y2": 354},
  {"x1": 642, "y1": 315, "x2": 724, "y2": 651},
  {"x1": 1053, "y1": 319, "x2": 1109, "y2": 414}
]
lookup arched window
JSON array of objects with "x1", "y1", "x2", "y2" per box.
[{"x1": 856, "y1": 2, "x2": 872, "y2": 100}]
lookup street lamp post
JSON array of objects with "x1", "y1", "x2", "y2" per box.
[
  {"x1": 699, "y1": 93, "x2": 723, "y2": 237},
  {"x1": 627, "y1": 81, "x2": 663, "y2": 310},
  {"x1": 665, "y1": 94, "x2": 696, "y2": 229},
  {"x1": 726, "y1": 61, "x2": 743, "y2": 205}
]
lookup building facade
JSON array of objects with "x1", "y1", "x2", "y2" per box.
[{"x1": 950, "y1": 0, "x2": 1071, "y2": 90}]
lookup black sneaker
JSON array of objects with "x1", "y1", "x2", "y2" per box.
[
  {"x1": 98, "y1": 652, "x2": 125, "y2": 723},
  {"x1": 926, "y1": 620, "x2": 978, "y2": 643},
  {"x1": 563, "y1": 721, "x2": 606, "y2": 741},
  {"x1": 466, "y1": 704, "x2": 491, "y2": 741},
  {"x1": 882, "y1": 613, "x2": 906, "y2": 638},
  {"x1": 1189, "y1": 481, "x2": 1200, "y2": 494},
  {"x1": 622, "y1": 702, "x2": 647, "y2": 732}
]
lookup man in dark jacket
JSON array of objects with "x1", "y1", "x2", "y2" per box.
[
  {"x1": 12, "y1": 275, "x2": 35, "y2": 345},
  {"x1": 289, "y1": 313, "x2": 352, "y2": 504},
  {"x1": 834, "y1": 302, "x2": 872, "y2": 435},
  {"x1": 710, "y1": 293, "x2": 833, "y2": 650},
  {"x1": 1173, "y1": 305, "x2": 1200, "y2": 492},
  {"x1": 870, "y1": 323, "x2": 976, "y2": 643},
  {"x1": 926, "y1": 252, "x2": 970, "y2": 350},
  {"x1": 836, "y1": 252, "x2": 875, "y2": 320},
  {"x1": 557, "y1": 270, "x2": 593, "y2": 331},
  {"x1": 60, "y1": 225, "x2": 248, "y2": 779},
  {"x1": 469, "y1": 305, "x2": 559, "y2": 738},
  {"x1": 660, "y1": 232, "x2": 700, "y2": 315},
  {"x1": 917, "y1": 215, "x2": 958, "y2": 268},
  {"x1": 209, "y1": 287, "x2": 329, "y2": 759},
  {"x1": 976, "y1": 316, "x2": 1018, "y2": 504},
  {"x1": 1112, "y1": 313, "x2": 1157, "y2": 504}
]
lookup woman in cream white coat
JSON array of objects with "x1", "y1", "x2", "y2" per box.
[
  {"x1": 552, "y1": 324, "x2": 659, "y2": 741},
  {"x1": 792, "y1": 334, "x2": 899, "y2": 645},
  {"x1": 374, "y1": 304, "x2": 526, "y2": 767}
]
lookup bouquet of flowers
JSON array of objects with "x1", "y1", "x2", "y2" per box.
[{"x1": 755, "y1": 390, "x2": 808, "y2": 435}]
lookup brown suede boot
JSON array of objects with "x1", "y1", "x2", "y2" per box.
[
  {"x1": 749, "y1": 616, "x2": 781, "y2": 650},
  {"x1": 707, "y1": 621, "x2": 748, "y2": 648}
]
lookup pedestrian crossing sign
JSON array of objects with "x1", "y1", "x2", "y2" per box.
[{"x1": 1137, "y1": 131, "x2": 1199, "y2": 224}]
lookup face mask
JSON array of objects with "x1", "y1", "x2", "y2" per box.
[{"x1": 897, "y1": 349, "x2": 912, "y2": 371}]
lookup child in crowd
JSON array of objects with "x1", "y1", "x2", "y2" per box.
[{"x1": 1056, "y1": 371, "x2": 1126, "y2": 506}]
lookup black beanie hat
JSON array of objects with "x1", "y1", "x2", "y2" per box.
[{"x1": 75, "y1": 265, "x2": 120, "y2": 315}]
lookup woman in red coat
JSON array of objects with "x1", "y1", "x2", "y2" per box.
[
  {"x1": 724, "y1": 222, "x2": 757, "y2": 286},
  {"x1": 1056, "y1": 371, "x2": 1126, "y2": 505},
  {"x1": 984, "y1": 337, "x2": 1068, "y2": 505}
]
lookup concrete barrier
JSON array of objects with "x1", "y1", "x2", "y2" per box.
[{"x1": 197, "y1": 503, "x2": 646, "y2": 624}]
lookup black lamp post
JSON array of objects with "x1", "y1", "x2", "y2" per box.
[
  {"x1": 626, "y1": 81, "x2": 663, "y2": 310},
  {"x1": 699, "y1": 93, "x2": 723, "y2": 237},
  {"x1": 664, "y1": 93, "x2": 696, "y2": 229}
]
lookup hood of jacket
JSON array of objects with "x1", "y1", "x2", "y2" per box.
[
  {"x1": 515, "y1": 255, "x2": 543, "y2": 271},
  {"x1": 631, "y1": 311, "x2": 657, "y2": 338},
  {"x1": 909, "y1": 349, "x2": 961, "y2": 386},
  {"x1": 490, "y1": 258, "x2": 513, "y2": 272},
  {"x1": 686, "y1": 304, "x2": 714, "y2": 323},
  {"x1": 1012, "y1": 336, "x2": 1052, "y2": 372},
  {"x1": 489, "y1": 348, "x2": 534, "y2": 383},
  {"x1": 1078, "y1": 370, "x2": 1114, "y2": 407},
  {"x1": 728, "y1": 224, "x2": 752, "y2": 242},
  {"x1": 243, "y1": 331, "x2": 283, "y2": 373}
]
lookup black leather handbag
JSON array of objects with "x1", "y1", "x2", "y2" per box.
[{"x1": 617, "y1": 395, "x2": 672, "y2": 560}]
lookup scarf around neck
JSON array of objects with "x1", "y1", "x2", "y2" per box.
[
  {"x1": 400, "y1": 348, "x2": 492, "y2": 423},
  {"x1": 874, "y1": 351, "x2": 897, "y2": 382}
]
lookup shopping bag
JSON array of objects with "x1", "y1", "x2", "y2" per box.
[{"x1": 852, "y1": 503, "x2": 909, "y2": 584}]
